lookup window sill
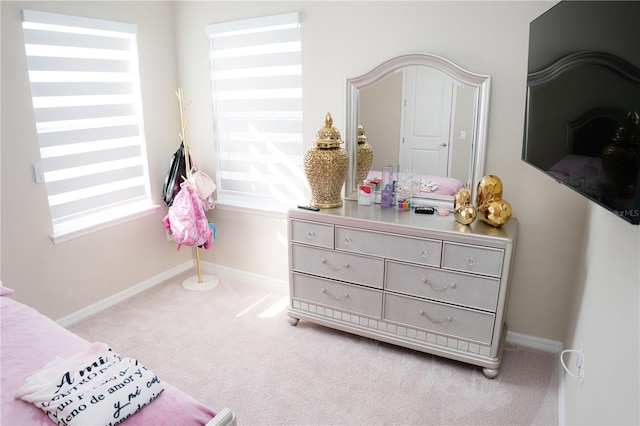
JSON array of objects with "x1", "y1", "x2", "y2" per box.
[
  {"x1": 213, "y1": 198, "x2": 297, "y2": 219},
  {"x1": 50, "y1": 204, "x2": 161, "y2": 244}
]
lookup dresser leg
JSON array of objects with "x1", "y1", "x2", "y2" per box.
[
  {"x1": 287, "y1": 316, "x2": 300, "y2": 326},
  {"x1": 482, "y1": 367, "x2": 499, "y2": 379}
]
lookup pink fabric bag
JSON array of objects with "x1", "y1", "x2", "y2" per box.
[
  {"x1": 189, "y1": 170, "x2": 217, "y2": 201},
  {"x1": 162, "y1": 182, "x2": 212, "y2": 250}
]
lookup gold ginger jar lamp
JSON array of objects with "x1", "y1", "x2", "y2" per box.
[
  {"x1": 356, "y1": 124, "x2": 373, "y2": 184},
  {"x1": 304, "y1": 112, "x2": 349, "y2": 208}
]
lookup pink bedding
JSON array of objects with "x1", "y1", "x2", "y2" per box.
[
  {"x1": 548, "y1": 154, "x2": 603, "y2": 184},
  {"x1": 366, "y1": 171, "x2": 463, "y2": 196},
  {"x1": 1, "y1": 287, "x2": 217, "y2": 426}
]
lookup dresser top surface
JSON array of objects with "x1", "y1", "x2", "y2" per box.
[{"x1": 290, "y1": 200, "x2": 518, "y2": 244}]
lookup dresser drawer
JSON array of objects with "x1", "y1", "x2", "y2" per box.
[
  {"x1": 290, "y1": 219, "x2": 334, "y2": 248},
  {"x1": 291, "y1": 244, "x2": 384, "y2": 288},
  {"x1": 292, "y1": 273, "x2": 383, "y2": 318},
  {"x1": 383, "y1": 293, "x2": 495, "y2": 344},
  {"x1": 335, "y1": 226, "x2": 442, "y2": 267},
  {"x1": 386, "y1": 261, "x2": 499, "y2": 311},
  {"x1": 442, "y1": 242, "x2": 504, "y2": 277}
]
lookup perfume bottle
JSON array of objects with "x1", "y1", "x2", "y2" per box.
[
  {"x1": 381, "y1": 184, "x2": 392, "y2": 208},
  {"x1": 382, "y1": 166, "x2": 392, "y2": 189}
]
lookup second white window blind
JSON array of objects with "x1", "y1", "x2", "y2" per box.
[{"x1": 206, "y1": 13, "x2": 305, "y2": 210}]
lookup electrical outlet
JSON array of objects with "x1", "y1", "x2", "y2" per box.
[
  {"x1": 576, "y1": 342, "x2": 585, "y2": 385},
  {"x1": 33, "y1": 163, "x2": 44, "y2": 184}
]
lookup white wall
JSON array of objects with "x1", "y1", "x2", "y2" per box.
[
  {"x1": 563, "y1": 204, "x2": 639, "y2": 424},
  {"x1": 0, "y1": 1, "x2": 192, "y2": 319}
]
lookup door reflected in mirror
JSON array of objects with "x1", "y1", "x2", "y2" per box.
[
  {"x1": 360, "y1": 66, "x2": 473, "y2": 183},
  {"x1": 345, "y1": 54, "x2": 491, "y2": 208}
]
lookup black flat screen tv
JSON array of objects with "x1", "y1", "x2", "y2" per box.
[{"x1": 522, "y1": 0, "x2": 640, "y2": 225}]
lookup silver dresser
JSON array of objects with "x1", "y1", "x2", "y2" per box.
[{"x1": 287, "y1": 200, "x2": 518, "y2": 378}]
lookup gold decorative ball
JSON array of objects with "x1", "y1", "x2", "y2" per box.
[
  {"x1": 454, "y1": 205, "x2": 477, "y2": 225},
  {"x1": 478, "y1": 199, "x2": 512, "y2": 227},
  {"x1": 454, "y1": 187, "x2": 472, "y2": 210},
  {"x1": 477, "y1": 175, "x2": 503, "y2": 206}
]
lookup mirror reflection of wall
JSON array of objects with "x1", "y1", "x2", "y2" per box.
[{"x1": 360, "y1": 72, "x2": 402, "y2": 171}]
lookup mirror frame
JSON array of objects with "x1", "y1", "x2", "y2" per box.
[{"x1": 344, "y1": 53, "x2": 491, "y2": 207}]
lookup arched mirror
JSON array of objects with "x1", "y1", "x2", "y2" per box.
[{"x1": 345, "y1": 53, "x2": 491, "y2": 207}]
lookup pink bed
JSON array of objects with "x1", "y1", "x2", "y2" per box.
[
  {"x1": 547, "y1": 154, "x2": 603, "y2": 187},
  {"x1": 366, "y1": 171, "x2": 463, "y2": 197},
  {"x1": 0, "y1": 285, "x2": 235, "y2": 426}
]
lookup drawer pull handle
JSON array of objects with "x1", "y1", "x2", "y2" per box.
[
  {"x1": 466, "y1": 257, "x2": 476, "y2": 266},
  {"x1": 344, "y1": 237, "x2": 352, "y2": 245},
  {"x1": 321, "y1": 258, "x2": 350, "y2": 270},
  {"x1": 321, "y1": 287, "x2": 349, "y2": 300},
  {"x1": 422, "y1": 278, "x2": 457, "y2": 291},
  {"x1": 420, "y1": 250, "x2": 429, "y2": 258},
  {"x1": 419, "y1": 309, "x2": 453, "y2": 324},
  {"x1": 307, "y1": 231, "x2": 316, "y2": 239}
]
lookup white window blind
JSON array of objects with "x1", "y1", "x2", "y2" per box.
[
  {"x1": 22, "y1": 9, "x2": 152, "y2": 238},
  {"x1": 206, "y1": 13, "x2": 305, "y2": 210}
]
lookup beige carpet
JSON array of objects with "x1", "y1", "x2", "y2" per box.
[{"x1": 68, "y1": 270, "x2": 559, "y2": 425}]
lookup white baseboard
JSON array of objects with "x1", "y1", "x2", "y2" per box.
[
  {"x1": 56, "y1": 261, "x2": 193, "y2": 327},
  {"x1": 198, "y1": 260, "x2": 288, "y2": 290},
  {"x1": 506, "y1": 330, "x2": 563, "y2": 353},
  {"x1": 558, "y1": 368, "x2": 566, "y2": 425}
]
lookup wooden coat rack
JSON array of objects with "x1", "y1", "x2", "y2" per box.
[{"x1": 176, "y1": 88, "x2": 219, "y2": 291}]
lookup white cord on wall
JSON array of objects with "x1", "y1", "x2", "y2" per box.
[{"x1": 560, "y1": 343, "x2": 585, "y2": 385}]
